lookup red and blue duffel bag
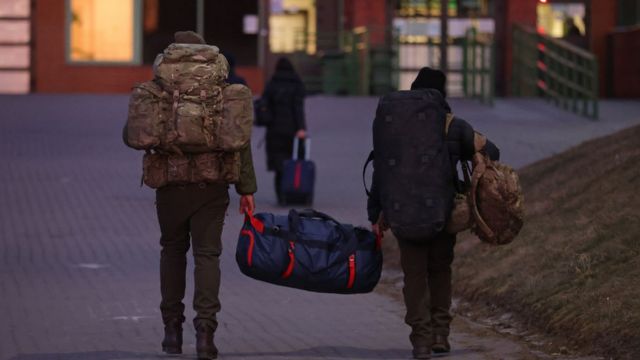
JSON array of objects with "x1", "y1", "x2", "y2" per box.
[{"x1": 236, "y1": 209, "x2": 382, "y2": 294}]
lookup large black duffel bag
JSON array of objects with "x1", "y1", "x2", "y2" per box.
[{"x1": 236, "y1": 209, "x2": 382, "y2": 294}]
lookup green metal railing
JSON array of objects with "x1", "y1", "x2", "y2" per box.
[
  {"x1": 289, "y1": 27, "x2": 397, "y2": 96},
  {"x1": 462, "y1": 27, "x2": 494, "y2": 105},
  {"x1": 512, "y1": 24, "x2": 599, "y2": 119}
]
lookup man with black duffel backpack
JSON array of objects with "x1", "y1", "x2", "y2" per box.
[{"x1": 366, "y1": 67, "x2": 500, "y2": 359}]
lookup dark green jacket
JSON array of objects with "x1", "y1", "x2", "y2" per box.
[{"x1": 235, "y1": 143, "x2": 257, "y2": 195}]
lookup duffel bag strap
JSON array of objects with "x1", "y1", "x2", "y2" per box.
[
  {"x1": 288, "y1": 209, "x2": 359, "y2": 264},
  {"x1": 362, "y1": 150, "x2": 374, "y2": 196},
  {"x1": 244, "y1": 210, "x2": 265, "y2": 233}
]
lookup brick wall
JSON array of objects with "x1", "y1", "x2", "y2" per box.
[
  {"x1": 590, "y1": 0, "x2": 618, "y2": 96},
  {"x1": 502, "y1": 0, "x2": 537, "y2": 95},
  {"x1": 33, "y1": 0, "x2": 263, "y2": 94},
  {"x1": 344, "y1": 0, "x2": 388, "y2": 46}
]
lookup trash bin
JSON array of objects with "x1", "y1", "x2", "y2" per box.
[
  {"x1": 369, "y1": 47, "x2": 396, "y2": 95},
  {"x1": 322, "y1": 51, "x2": 347, "y2": 95}
]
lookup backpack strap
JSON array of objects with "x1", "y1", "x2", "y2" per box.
[
  {"x1": 363, "y1": 150, "x2": 374, "y2": 196},
  {"x1": 445, "y1": 113, "x2": 464, "y2": 193},
  {"x1": 445, "y1": 113, "x2": 454, "y2": 136},
  {"x1": 470, "y1": 153, "x2": 496, "y2": 240}
]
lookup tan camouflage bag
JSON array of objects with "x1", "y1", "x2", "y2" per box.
[
  {"x1": 160, "y1": 84, "x2": 252, "y2": 153},
  {"x1": 220, "y1": 84, "x2": 253, "y2": 151},
  {"x1": 444, "y1": 125, "x2": 524, "y2": 245},
  {"x1": 152, "y1": 43, "x2": 252, "y2": 153},
  {"x1": 142, "y1": 152, "x2": 168, "y2": 188},
  {"x1": 166, "y1": 86, "x2": 225, "y2": 153},
  {"x1": 469, "y1": 153, "x2": 524, "y2": 245},
  {"x1": 125, "y1": 81, "x2": 170, "y2": 150},
  {"x1": 191, "y1": 152, "x2": 240, "y2": 184},
  {"x1": 153, "y1": 43, "x2": 229, "y2": 94},
  {"x1": 142, "y1": 151, "x2": 240, "y2": 188}
]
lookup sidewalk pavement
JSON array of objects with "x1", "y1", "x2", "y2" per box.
[{"x1": 1, "y1": 95, "x2": 637, "y2": 360}]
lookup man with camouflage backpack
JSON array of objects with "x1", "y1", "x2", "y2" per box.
[
  {"x1": 366, "y1": 67, "x2": 500, "y2": 359},
  {"x1": 124, "y1": 31, "x2": 256, "y2": 360}
]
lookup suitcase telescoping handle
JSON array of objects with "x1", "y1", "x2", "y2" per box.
[
  {"x1": 288, "y1": 209, "x2": 358, "y2": 264},
  {"x1": 292, "y1": 137, "x2": 311, "y2": 161}
]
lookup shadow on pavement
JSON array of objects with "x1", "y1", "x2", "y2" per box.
[
  {"x1": 8, "y1": 350, "x2": 162, "y2": 360},
  {"x1": 227, "y1": 346, "x2": 406, "y2": 358},
  {"x1": 226, "y1": 346, "x2": 477, "y2": 358}
]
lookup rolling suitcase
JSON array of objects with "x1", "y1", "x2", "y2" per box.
[
  {"x1": 236, "y1": 209, "x2": 383, "y2": 294},
  {"x1": 280, "y1": 138, "x2": 315, "y2": 205}
]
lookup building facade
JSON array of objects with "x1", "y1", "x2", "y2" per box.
[{"x1": 0, "y1": 0, "x2": 638, "y2": 96}]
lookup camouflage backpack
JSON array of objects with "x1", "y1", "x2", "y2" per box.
[
  {"x1": 444, "y1": 127, "x2": 524, "y2": 245},
  {"x1": 141, "y1": 151, "x2": 240, "y2": 189},
  {"x1": 125, "y1": 81, "x2": 170, "y2": 150},
  {"x1": 125, "y1": 43, "x2": 253, "y2": 154},
  {"x1": 153, "y1": 43, "x2": 253, "y2": 153},
  {"x1": 469, "y1": 152, "x2": 524, "y2": 245}
]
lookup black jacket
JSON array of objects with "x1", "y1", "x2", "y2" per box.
[
  {"x1": 262, "y1": 71, "x2": 306, "y2": 136},
  {"x1": 366, "y1": 106, "x2": 499, "y2": 223}
]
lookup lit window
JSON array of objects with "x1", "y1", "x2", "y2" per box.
[
  {"x1": 68, "y1": 0, "x2": 141, "y2": 63},
  {"x1": 269, "y1": 0, "x2": 316, "y2": 54},
  {"x1": 537, "y1": 3, "x2": 586, "y2": 38}
]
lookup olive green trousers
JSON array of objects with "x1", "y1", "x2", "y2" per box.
[{"x1": 156, "y1": 183, "x2": 229, "y2": 332}]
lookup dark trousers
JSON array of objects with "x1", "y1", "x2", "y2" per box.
[
  {"x1": 274, "y1": 170, "x2": 282, "y2": 201},
  {"x1": 398, "y1": 233, "x2": 456, "y2": 347},
  {"x1": 155, "y1": 183, "x2": 229, "y2": 332}
]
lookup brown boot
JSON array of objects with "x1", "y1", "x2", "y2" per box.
[
  {"x1": 196, "y1": 326, "x2": 218, "y2": 359},
  {"x1": 161, "y1": 319, "x2": 182, "y2": 354},
  {"x1": 432, "y1": 334, "x2": 451, "y2": 353},
  {"x1": 412, "y1": 345, "x2": 431, "y2": 359}
]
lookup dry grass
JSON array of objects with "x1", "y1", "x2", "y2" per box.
[{"x1": 451, "y1": 124, "x2": 640, "y2": 359}]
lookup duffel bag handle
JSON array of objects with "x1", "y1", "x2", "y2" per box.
[{"x1": 287, "y1": 209, "x2": 359, "y2": 264}]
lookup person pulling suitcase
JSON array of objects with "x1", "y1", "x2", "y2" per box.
[{"x1": 280, "y1": 137, "x2": 315, "y2": 205}]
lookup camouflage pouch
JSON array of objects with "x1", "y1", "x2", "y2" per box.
[
  {"x1": 126, "y1": 81, "x2": 169, "y2": 150},
  {"x1": 170, "y1": 87, "x2": 224, "y2": 153},
  {"x1": 220, "y1": 84, "x2": 253, "y2": 151},
  {"x1": 221, "y1": 152, "x2": 241, "y2": 184},
  {"x1": 142, "y1": 153, "x2": 168, "y2": 188},
  {"x1": 191, "y1": 152, "x2": 222, "y2": 183},
  {"x1": 446, "y1": 193, "x2": 472, "y2": 234},
  {"x1": 153, "y1": 44, "x2": 229, "y2": 94},
  {"x1": 167, "y1": 155, "x2": 191, "y2": 184},
  {"x1": 191, "y1": 152, "x2": 240, "y2": 184}
]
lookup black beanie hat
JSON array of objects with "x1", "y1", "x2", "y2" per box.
[{"x1": 410, "y1": 67, "x2": 447, "y2": 97}]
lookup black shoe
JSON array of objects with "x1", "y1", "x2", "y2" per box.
[
  {"x1": 161, "y1": 319, "x2": 183, "y2": 354},
  {"x1": 196, "y1": 326, "x2": 218, "y2": 359},
  {"x1": 412, "y1": 345, "x2": 431, "y2": 359},
  {"x1": 432, "y1": 334, "x2": 451, "y2": 353}
]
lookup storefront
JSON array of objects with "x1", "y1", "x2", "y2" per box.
[
  {"x1": 32, "y1": 0, "x2": 262, "y2": 94},
  {"x1": 393, "y1": 0, "x2": 497, "y2": 94}
]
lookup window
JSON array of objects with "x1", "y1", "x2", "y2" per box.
[
  {"x1": 67, "y1": 0, "x2": 141, "y2": 63},
  {"x1": 537, "y1": 3, "x2": 586, "y2": 42},
  {"x1": 269, "y1": 0, "x2": 316, "y2": 54},
  {"x1": 0, "y1": 0, "x2": 30, "y2": 94},
  {"x1": 141, "y1": 0, "x2": 197, "y2": 64},
  {"x1": 397, "y1": 0, "x2": 493, "y2": 18}
]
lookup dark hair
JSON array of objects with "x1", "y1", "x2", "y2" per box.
[{"x1": 275, "y1": 57, "x2": 295, "y2": 72}]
